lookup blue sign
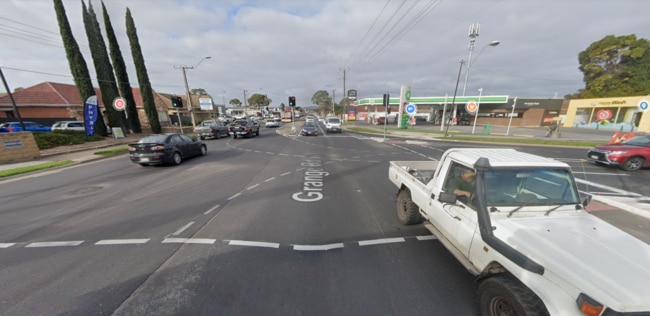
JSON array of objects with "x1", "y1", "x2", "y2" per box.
[
  {"x1": 639, "y1": 100, "x2": 649, "y2": 112},
  {"x1": 405, "y1": 103, "x2": 416, "y2": 114},
  {"x1": 84, "y1": 95, "x2": 98, "y2": 137}
]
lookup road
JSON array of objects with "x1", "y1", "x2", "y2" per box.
[{"x1": 0, "y1": 122, "x2": 648, "y2": 315}]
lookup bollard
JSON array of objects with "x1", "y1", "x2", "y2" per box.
[{"x1": 484, "y1": 122, "x2": 491, "y2": 135}]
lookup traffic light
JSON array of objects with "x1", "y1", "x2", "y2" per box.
[
  {"x1": 171, "y1": 96, "x2": 183, "y2": 108},
  {"x1": 289, "y1": 96, "x2": 296, "y2": 107}
]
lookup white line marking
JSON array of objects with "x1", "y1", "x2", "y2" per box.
[
  {"x1": 280, "y1": 172, "x2": 291, "y2": 176},
  {"x1": 95, "y1": 239, "x2": 150, "y2": 245},
  {"x1": 416, "y1": 235, "x2": 437, "y2": 241},
  {"x1": 575, "y1": 178, "x2": 643, "y2": 196},
  {"x1": 279, "y1": 153, "x2": 289, "y2": 156},
  {"x1": 247, "y1": 184, "x2": 260, "y2": 190},
  {"x1": 228, "y1": 240, "x2": 280, "y2": 248},
  {"x1": 265, "y1": 152, "x2": 274, "y2": 154},
  {"x1": 293, "y1": 243, "x2": 344, "y2": 251},
  {"x1": 162, "y1": 238, "x2": 216, "y2": 244},
  {"x1": 264, "y1": 177, "x2": 276, "y2": 182},
  {"x1": 358, "y1": 237, "x2": 406, "y2": 246},
  {"x1": 173, "y1": 222, "x2": 195, "y2": 236},
  {"x1": 26, "y1": 241, "x2": 84, "y2": 248},
  {"x1": 227, "y1": 192, "x2": 241, "y2": 200},
  {"x1": 573, "y1": 171, "x2": 630, "y2": 176},
  {"x1": 0, "y1": 243, "x2": 16, "y2": 248},
  {"x1": 204, "y1": 204, "x2": 221, "y2": 215}
]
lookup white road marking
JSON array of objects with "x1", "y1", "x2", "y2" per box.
[
  {"x1": 247, "y1": 184, "x2": 260, "y2": 190},
  {"x1": 228, "y1": 240, "x2": 280, "y2": 248},
  {"x1": 575, "y1": 178, "x2": 643, "y2": 197},
  {"x1": 358, "y1": 237, "x2": 406, "y2": 246},
  {"x1": 293, "y1": 243, "x2": 344, "y2": 251},
  {"x1": 416, "y1": 235, "x2": 437, "y2": 241},
  {"x1": 95, "y1": 239, "x2": 150, "y2": 245},
  {"x1": 162, "y1": 238, "x2": 216, "y2": 244},
  {"x1": 0, "y1": 243, "x2": 15, "y2": 248},
  {"x1": 26, "y1": 241, "x2": 84, "y2": 248},
  {"x1": 204, "y1": 204, "x2": 221, "y2": 215},
  {"x1": 280, "y1": 172, "x2": 291, "y2": 176},
  {"x1": 227, "y1": 192, "x2": 241, "y2": 200},
  {"x1": 172, "y1": 222, "x2": 194, "y2": 236},
  {"x1": 264, "y1": 177, "x2": 276, "y2": 182}
]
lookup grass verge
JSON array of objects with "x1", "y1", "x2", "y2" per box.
[
  {"x1": 94, "y1": 146, "x2": 129, "y2": 156},
  {"x1": 0, "y1": 160, "x2": 74, "y2": 178}
]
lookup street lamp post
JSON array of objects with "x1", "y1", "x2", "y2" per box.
[
  {"x1": 177, "y1": 56, "x2": 211, "y2": 129},
  {"x1": 472, "y1": 87, "x2": 483, "y2": 134}
]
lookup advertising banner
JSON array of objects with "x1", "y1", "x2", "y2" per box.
[{"x1": 84, "y1": 95, "x2": 98, "y2": 137}]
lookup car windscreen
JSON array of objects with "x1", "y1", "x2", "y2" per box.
[{"x1": 484, "y1": 168, "x2": 580, "y2": 206}]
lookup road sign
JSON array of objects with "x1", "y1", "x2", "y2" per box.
[
  {"x1": 596, "y1": 109, "x2": 612, "y2": 121},
  {"x1": 639, "y1": 99, "x2": 649, "y2": 112},
  {"x1": 405, "y1": 103, "x2": 416, "y2": 114},
  {"x1": 113, "y1": 97, "x2": 126, "y2": 111},
  {"x1": 465, "y1": 101, "x2": 478, "y2": 113}
]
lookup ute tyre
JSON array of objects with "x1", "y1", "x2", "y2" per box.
[
  {"x1": 396, "y1": 189, "x2": 422, "y2": 225},
  {"x1": 171, "y1": 152, "x2": 182, "y2": 165},
  {"x1": 199, "y1": 136, "x2": 205, "y2": 140},
  {"x1": 256, "y1": 129, "x2": 260, "y2": 136},
  {"x1": 478, "y1": 276, "x2": 548, "y2": 316},
  {"x1": 621, "y1": 156, "x2": 644, "y2": 171},
  {"x1": 215, "y1": 132, "x2": 221, "y2": 139},
  {"x1": 234, "y1": 134, "x2": 238, "y2": 139},
  {"x1": 200, "y1": 145, "x2": 207, "y2": 156}
]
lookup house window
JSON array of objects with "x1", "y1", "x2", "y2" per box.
[{"x1": 4, "y1": 111, "x2": 15, "y2": 118}]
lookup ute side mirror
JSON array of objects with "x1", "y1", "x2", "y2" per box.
[{"x1": 582, "y1": 195, "x2": 592, "y2": 207}]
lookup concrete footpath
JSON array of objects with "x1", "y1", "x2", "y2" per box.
[{"x1": 1, "y1": 125, "x2": 648, "y2": 219}]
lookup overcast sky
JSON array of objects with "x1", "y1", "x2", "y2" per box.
[{"x1": 1, "y1": 0, "x2": 649, "y2": 107}]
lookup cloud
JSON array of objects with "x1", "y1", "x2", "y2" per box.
[{"x1": 1, "y1": 0, "x2": 649, "y2": 106}]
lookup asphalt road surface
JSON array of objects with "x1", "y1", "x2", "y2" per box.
[{"x1": 0, "y1": 124, "x2": 647, "y2": 315}]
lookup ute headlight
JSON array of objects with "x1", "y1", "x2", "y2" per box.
[{"x1": 576, "y1": 293, "x2": 605, "y2": 316}]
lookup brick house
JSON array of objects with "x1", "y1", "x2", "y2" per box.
[{"x1": 0, "y1": 81, "x2": 216, "y2": 131}]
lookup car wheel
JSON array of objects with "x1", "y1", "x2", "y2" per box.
[
  {"x1": 256, "y1": 129, "x2": 260, "y2": 136},
  {"x1": 199, "y1": 136, "x2": 204, "y2": 140},
  {"x1": 234, "y1": 134, "x2": 238, "y2": 139},
  {"x1": 396, "y1": 188, "x2": 422, "y2": 225},
  {"x1": 215, "y1": 132, "x2": 221, "y2": 139},
  {"x1": 620, "y1": 156, "x2": 644, "y2": 171},
  {"x1": 200, "y1": 145, "x2": 207, "y2": 156},
  {"x1": 478, "y1": 276, "x2": 548, "y2": 316},
  {"x1": 171, "y1": 152, "x2": 182, "y2": 165}
]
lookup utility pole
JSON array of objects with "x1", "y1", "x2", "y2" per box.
[
  {"x1": 243, "y1": 89, "x2": 248, "y2": 117},
  {"x1": 342, "y1": 68, "x2": 348, "y2": 121},
  {"x1": 175, "y1": 56, "x2": 210, "y2": 130}
]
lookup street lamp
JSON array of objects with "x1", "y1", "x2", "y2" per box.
[
  {"x1": 177, "y1": 56, "x2": 211, "y2": 129},
  {"x1": 462, "y1": 39, "x2": 499, "y2": 96}
]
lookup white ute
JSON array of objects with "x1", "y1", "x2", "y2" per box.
[{"x1": 389, "y1": 148, "x2": 650, "y2": 316}]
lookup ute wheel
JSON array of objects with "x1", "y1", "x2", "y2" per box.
[
  {"x1": 139, "y1": 163, "x2": 150, "y2": 167},
  {"x1": 478, "y1": 276, "x2": 548, "y2": 316},
  {"x1": 171, "y1": 152, "x2": 182, "y2": 165},
  {"x1": 620, "y1": 156, "x2": 644, "y2": 171},
  {"x1": 256, "y1": 129, "x2": 260, "y2": 136},
  {"x1": 199, "y1": 136, "x2": 205, "y2": 140},
  {"x1": 200, "y1": 145, "x2": 207, "y2": 156},
  {"x1": 215, "y1": 132, "x2": 221, "y2": 139},
  {"x1": 396, "y1": 189, "x2": 422, "y2": 225},
  {"x1": 233, "y1": 134, "x2": 238, "y2": 139}
]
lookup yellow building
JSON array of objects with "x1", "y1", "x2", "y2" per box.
[{"x1": 564, "y1": 96, "x2": 649, "y2": 132}]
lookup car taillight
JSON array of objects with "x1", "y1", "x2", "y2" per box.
[
  {"x1": 228, "y1": 127, "x2": 231, "y2": 132},
  {"x1": 128, "y1": 146, "x2": 136, "y2": 151},
  {"x1": 151, "y1": 145, "x2": 165, "y2": 151}
]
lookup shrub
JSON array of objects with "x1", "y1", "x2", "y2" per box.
[{"x1": 33, "y1": 131, "x2": 105, "y2": 149}]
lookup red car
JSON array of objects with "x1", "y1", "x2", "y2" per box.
[{"x1": 586, "y1": 135, "x2": 650, "y2": 171}]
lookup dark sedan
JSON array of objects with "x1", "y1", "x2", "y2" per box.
[
  {"x1": 587, "y1": 134, "x2": 650, "y2": 171},
  {"x1": 301, "y1": 122, "x2": 318, "y2": 136},
  {"x1": 128, "y1": 134, "x2": 207, "y2": 166}
]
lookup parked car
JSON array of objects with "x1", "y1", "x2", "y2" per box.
[
  {"x1": 265, "y1": 118, "x2": 281, "y2": 128},
  {"x1": 586, "y1": 134, "x2": 650, "y2": 171},
  {"x1": 228, "y1": 119, "x2": 260, "y2": 138},
  {"x1": 193, "y1": 120, "x2": 229, "y2": 140},
  {"x1": 301, "y1": 122, "x2": 318, "y2": 136},
  {"x1": 0, "y1": 121, "x2": 52, "y2": 132},
  {"x1": 52, "y1": 121, "x2": 85, "y2": 131},
  {"x1": 457, "y1": 117, "x2": 470, "y2": 125},
  {"x1": 127, "y1": 133, "x2": 206, "y2": 166}
]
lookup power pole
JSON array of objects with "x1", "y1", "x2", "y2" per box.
[
  {"x1": 462, "y1": 23, "x2": 480, "y2": 96},
  {"x1": 243, "y1": 89, "x2": 248, "y2": 117}
]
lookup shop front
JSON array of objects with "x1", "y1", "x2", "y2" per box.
[{"x1": 564, "y1": 96, "x2": 649, "y2": 132}]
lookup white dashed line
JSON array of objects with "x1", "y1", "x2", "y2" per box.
[
  {"x1": 416, "y1": 235, "x2": 437, "y2": 241},
  {"x1": 247, "y1": 184, "x2": 260, "y2": 190},
  {"x1": 26, "y1": 241, "x2": 84, "y2": 248},
  {"x1": 0, "y1": 243, "x2": 15, "y2": 248},
  {"x1": 358, "y1": 237, "x2": 405, "y2": 246},
  {"x1": 227, "y1": 192, "x2": 241, "y2": 200},
  {"x1": 228, "y1": 240, "x2": 280, "y2": 248},
  {"x1": 264, "y1": 177, "x2": 276, "y2": 182},
  {"x1": 172, "y1": 222, "x2": 194, "y2": 236},
  {"x1": 280, "y1": 172, "x2": 291, "y2": 176},
  {"x1": 95, "y1": 239, "x2": 150, "y2": 245},
  {"x1": 293, "y1": 243, "x2": 344, "y2": 251},
  {"x1": 162, "y1": 238, "x2": 216, "y2": 244},
  {"x1": 204, "y1": 204, "x2": 220, "y2": 215}
]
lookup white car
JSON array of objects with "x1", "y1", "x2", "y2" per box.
[
  {"x1": 52, "y1": 121, "x2": 85, "y2": 131},
  {"x1": 325, "y1": 117, "x2": 341, "y2": 133},
  {"x1": 265, "y1": 119, "x2": 280, "y2": 128},
  {"x1": 305, "y1": 116, "x2": 315, "y2": 123}
]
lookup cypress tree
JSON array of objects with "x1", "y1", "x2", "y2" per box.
[
  {"x1": 101, "y1": 1, "x2": 141, "y2": 132},
  {"x1": 125, "y1": 7, "x2": 161, "y2": 133},
  {"x1": 82, "y1": 0, "x2": 128, "y2": 134},
  {"x1": 53, "y1": 0, "x2": 107, "y2": 136}
]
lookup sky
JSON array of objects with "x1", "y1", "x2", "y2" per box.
[{"x1": 1, "y1": 0, "x2": 649, "y2": 107}]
